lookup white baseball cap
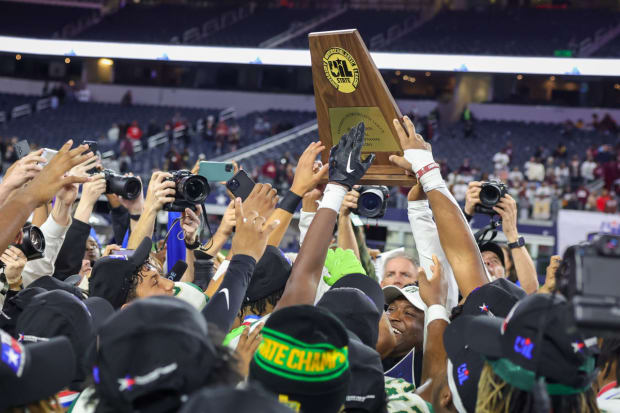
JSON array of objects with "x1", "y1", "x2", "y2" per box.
[{"x1": 382, "y1": 284, "x2": 427, "y2": 312}]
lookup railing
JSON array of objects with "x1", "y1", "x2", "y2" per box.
[
  {"x1": 11, "y1": 104, "x2": 31, "y2": 120},
  {"x1": 0, "y1": 111, "x2": 6, "y2": 124},
  {"x1": 573, "y1": 22, "x2": 620, "y2": 57},
  {"x1": 259, "y1": 6, "x2": 347, "y2": 49}
]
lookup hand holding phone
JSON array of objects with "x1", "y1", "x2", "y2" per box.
[
  {"x1": 198, "y1": 161, "x2": 235, "y2": 183},
  {"x1": 226, "y1": 170, "x2": 256, "y2": 201},
  {"x1": 15, "y1": 140, "x2": 30, "y2": 159}
]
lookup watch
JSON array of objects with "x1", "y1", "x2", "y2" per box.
[{"x1": 508, "y1": 236, "x2": 525, "y2": 249}]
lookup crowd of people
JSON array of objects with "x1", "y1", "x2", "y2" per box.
[{"x1": 0, "y1": 116, "x2": 618, "y2": 413}]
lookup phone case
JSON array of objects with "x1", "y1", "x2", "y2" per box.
[
  {"x1": 15, "y1": 140, "x2": 30, "y2": 159},
  {"x1": 226, "y1": 170, "x2": 256, "y2": 201},
  {"x1": 198, "y1": 162, "x2": 235, "y2": 182}
]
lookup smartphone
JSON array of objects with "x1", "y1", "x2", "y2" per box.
[
  {"x1": 226, "y1": 170, "x2": 256, "y2": 201},
  {"x1": 15, "y1": 139, "x2": 30, "y2": 159},
  {"x1": 82, "y1": 140, "x2": 99, "y2": 174},
  {"x1": 199, "y1": 161, "x2": 235, "y2": 183},
  {"x1": 41, "y1": 148, "x2": 58, "y2": 165}
]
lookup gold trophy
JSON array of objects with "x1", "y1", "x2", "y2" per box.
[{"x1": 309, "y1": 29, "x2": 415, "y2": 185}]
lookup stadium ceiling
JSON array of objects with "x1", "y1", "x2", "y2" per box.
[{"x1": 1, "y1": 35, "x2": 619, "y2": 77}]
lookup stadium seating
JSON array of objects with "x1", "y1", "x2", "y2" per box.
[
  {"x1": 594, "y1": 35, "x2": 620, "y2": 58},
  {"x1": 386, "y1": 8, "x2": 620, "y2": 56},
  {"x1": 200, "y1": 7, "x2": 319, "y2": 47},
  {"x1": 77, "y1": 4, "x2": 229, "y2": 43},
  {"x1": 0, "y1": 2, "x2": 94, "y2": 37},
  {"x1": 0, "y1": 93, "x2": 38, "y2": 115},
  {"x1": 278, "y1": 9, "x2": 417, "y2": 49}
]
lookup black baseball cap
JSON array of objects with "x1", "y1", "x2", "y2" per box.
[
  {"x1": 245, "y1": 246, "x2": 292, "y2": 303},
  {"x1": 451, "y1": 294, "x2": 597, "y2": 397},
  {"x1": 344, "y1": 330, "x2": 386, "y2": 413},
  {"x1": 444, "y1": 278, "x2": 527, "y2": 412},
  {"x1": 90, "y1": 296, "x2": 218, "y2": 411},
  {"x1": 0, "y1": 287, "x2": 46, "y2": 337},
  {"x1": 29, "y1": 275, "x2": 85, "y2": 300},
  {"x1": 16, "y1": 290, "x2": 113, "y2": 389},
  {"x1": 0, "y1": 328, "x2": 75, "y2": 410},
  {"x1": 479, "y1": 242, "x2": 505, "y2": 268},
  {"x1": 179, "y1": 385, "x2": 294, "y2": 413},
  {"x1": 249, "y1": 305, "x2": 351, "y2": 413},
  {"x1": 331, "y1": 273, "x2": 385, "y2": 314},
  {"x1": 89, "y1": 237, "x2": 152, "y2": 309},
  {"x1": 461, "y1": 278, "x2": 526, "y2": 318},
  {"x1": 317, "y1": 287, "x2": 381, "y2": 347}
]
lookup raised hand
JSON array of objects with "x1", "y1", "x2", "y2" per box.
[
  {"x1": 218, "y1": 200, "x2": 236, "y2": 237},
  {"x1": 464, "y1": 181, "x2": 482, "y2": 216},
  {"x1": 389, "y1": 116, "x2": 431, "y2": 173},
  {"x1": 118, "y1": 175, "x2": 145, "y2": 215},
  {"x1": 290, "y1": 142, "x2": 329, "y2": 196},
  {"x1": 339, "y1": 188, "x2": 360, "y2": 217},
  {"x1": 69, "y1": 155, "x2": 100, "y2": 179},
  {"x1": 0, "y1": 246, "x2": 27, "y2": 289},
  {"x1": 242, "y1": 183, "x2": 278, "y2": 224},
  {"x1": 181, "y1": 206, "x2": 201, "y2": 244},
  {"x1": 418, "y1": 255, "x2": 448, "y2": 307},
  {"x1": 144, "y1": 171, "x2": 175, "y2": 213},
  {"x1": 328, "y1": 122, "x2": 375, "y2": 189},
  {"x1": 24, "y1": 140, "x2": 93, "y2": 206},
  {"x1": 1, "y1": 149, "x2": 46, "y2": 190},
  {"x1": 230, "y1": 197, "x2": 279, "y2": 261},
  {"x1": 235, "y1": 323, "x2": 264, "y2": 378}
]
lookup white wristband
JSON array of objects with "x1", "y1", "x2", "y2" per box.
[
  {"x1": 426, "y1": 304, "x2": 451, "y2": 325},
  {"x1": 212, "y1": 259, "x2": 230, "y2": 281},
  {"x1": 318, "y1": 184, "x2": 347, "y2": 213},
  {"x1": 404, "y1": 149, "x2": 435, "y2": 174}
]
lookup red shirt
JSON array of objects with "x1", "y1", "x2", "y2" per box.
[
  {"x1": 597, "y1": 195, "x2": 611, "y2": 212},
  {"x1": 126, "y1": 125, "x2": 142, "y2": 140}
]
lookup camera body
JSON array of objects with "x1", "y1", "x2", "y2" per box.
[
  {"x1": 1, "y1": 225, "x2": 45, "y2": 268},
  {"x1": 352, "y1": 186, "x2": 389, "y2": 219},
  {"x1": 164, "y1": 170, "x2": 210, "y2": 212},
  {"x1": 561, "y1": 234, "x2": 620, "y2": 334},
  {"x1": 103, "y1": 169, "x2": 142, "y2": 200},
  {"x1": 474, "y1": 181, "x2": 508, "y2": 215}
]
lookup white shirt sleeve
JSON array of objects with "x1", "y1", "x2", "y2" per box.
[
  {"x1": 298, "y1": 210, "x2": 316, "y2": 246},
  {"x1": 407, "y1": 200, "x2": 459, "y2": 310},
  {"x1": 21, "y1": 214, "x2": 71, "y2": 287}
]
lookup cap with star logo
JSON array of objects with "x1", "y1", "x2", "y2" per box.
[
  {"x1": 88, "y1": 296, "x2": 218, "y2": 411},
  {"x1": 443, "y1": 278, "x2": 526, "y2": 413},
  {"x1": 449, "y1": 294, "x2": 598, "y2": 399},
  {"x1": 382, "y1": 284, "x2": 426, "y2": 312},
  {"x1": 0, "y1": 328, "x2": 76, "y2": 410}
]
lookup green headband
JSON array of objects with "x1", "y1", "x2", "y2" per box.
[
  {"x1": 253, "y1": 327, "x2": 349, "y2": 382},
  {"x1": 487, "y1": 357, "x2": 595, "y2": 396}
]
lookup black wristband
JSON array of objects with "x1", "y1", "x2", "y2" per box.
[
  {"x1": 129, "y1": 213, "x2": 141, "y2": 221},
  {"x1": 278, "y1": 191, "x2": 302, "y2": 214},
  {"x1": 185, "y1": 238, "x2": 201, "y2": 250},
  {"x1": 463, "y1": 211, "x2": 473, "y2": 223}
]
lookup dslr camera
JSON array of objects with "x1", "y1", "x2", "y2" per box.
[
  {"x1": 102, "y1": 170, "x2": 142, "y2": 200},
  {"x1": 164, "y1": 170, "x2": 210, "y2": 212},
  {"x1": 0, "y1": 225, "x2": 46, "y2": 268},
  {"x1": 352, "y1": 186, "x2": 389, "y2": 219},
  {"x1": 560, "y1": 233, "x2": 620, "y2": 335},
  {"x1": 474, "y1": 181, "x2": 508, "y2": 215}
]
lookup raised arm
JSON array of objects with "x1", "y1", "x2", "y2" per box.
[
  {"x1": 267, "y1": 142, "x2": 328, "y2": 247},
  {"x1": 127, "y1": 171, "x2": 175, "y2": 249},
  {"x1": 275, "y1": 123, "x2": 375, "y2": 310},
  {"x1": 390, "y1": 117, "x2": 487, "y2": 298},
  {"x1": 493, "y1": 194, "x2": 539, "y2": 293},
  {"x1": 0, "y1": 140, "x2": 91, "y2": 255},
  {"x1": 337, "y1": 189, "x2": 361, "y2": 260}
]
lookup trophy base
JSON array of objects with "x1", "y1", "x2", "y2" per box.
[{"x1": 320, "y1": 165, "x2": 418, "y2": 186}]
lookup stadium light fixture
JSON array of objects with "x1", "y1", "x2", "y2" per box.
[
  {"x1": 0, "y1": 35, "x2": 619, "y2": 77},
  {"x1": 98, "y1": 58, "x2": 114, "y2": 66}
]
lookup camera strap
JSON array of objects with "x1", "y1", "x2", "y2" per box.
[{"x1": 474, "y1": 217, "x2": 502, "y2": 244}]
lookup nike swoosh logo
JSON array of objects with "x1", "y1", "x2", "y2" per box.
[
  {"x1": 219, "y1": 288, "x2": 230, "y2": 310},
  {"x1": 346, "y1": 153, "x2": 355, "y2": 173}
]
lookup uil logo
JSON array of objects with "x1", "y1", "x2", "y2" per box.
[
  {"x1": 323, "y1": 47, "x2": 359, "y2": 94},
  {"x1": 514, "y1": 336, "x2": 534, "y2": 359},
  {"x1": 457, "y1": 363, "x2": 470, "y2": 385}
]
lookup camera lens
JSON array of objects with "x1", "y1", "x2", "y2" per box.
[
  {"x1": 480, "y1": 185, "x2": 501, "y2": 206},
  {"x1": 180, "y1": 175, "x2": 209, "y2": 203},
  {"x1": 225, "y1": 164, "x2": 233, "y2": 172},
  {"x1": 228, "y1": 179, "x2": 239, "y2": 191},
  {"x1": 361, "y1": 193, "x2": 381, "y2": 210},
  {"x1": 123, "y1": 179, "x2": 142, "y2": 200}
]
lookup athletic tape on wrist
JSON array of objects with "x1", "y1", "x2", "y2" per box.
[
  {"x1": 426, "y1": 304, "x2": 451, "y2": 324},
  {"x1": 403, "y1": 149, "x2": 446, "y2": 193},
  {"x1": 278, "y1": 191, "x2": 302, "y2": 214},
  {"x1": 318, "y1": 184, "x2": 347, "y2": 213},
  {"x1": 212, "y1": 259, "x2": 230, "y2": 281}
]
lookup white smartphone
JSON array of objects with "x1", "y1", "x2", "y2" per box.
[{"x1": 40, "y1": 148, "x2": 58, "y2": 165}]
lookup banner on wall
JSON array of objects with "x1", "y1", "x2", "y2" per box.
[{"x1": 557, "y1": 210, "x2": 620, "y2": 255}]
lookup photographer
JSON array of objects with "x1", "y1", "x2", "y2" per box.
[{"x1": 464, "y1": 181, "x2": 539, "y2": 293}]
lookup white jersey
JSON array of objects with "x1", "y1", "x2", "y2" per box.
[
  {"x1": 385, "y1": 377, "x2": 433, "y2": 413},
  {"x1": 598, "y1": 382, "x2": 620, "y2": 413}
]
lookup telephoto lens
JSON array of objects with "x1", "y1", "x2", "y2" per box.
[
  {"x1": 103, "y1": 169, "x2": 142, "y2": 200},
  {"x1": 164, "y1": 170, "x2": 210, "y2": 212},
  {"x1": 352, "y1": 186, "x2": 389, "y2": 219}
]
